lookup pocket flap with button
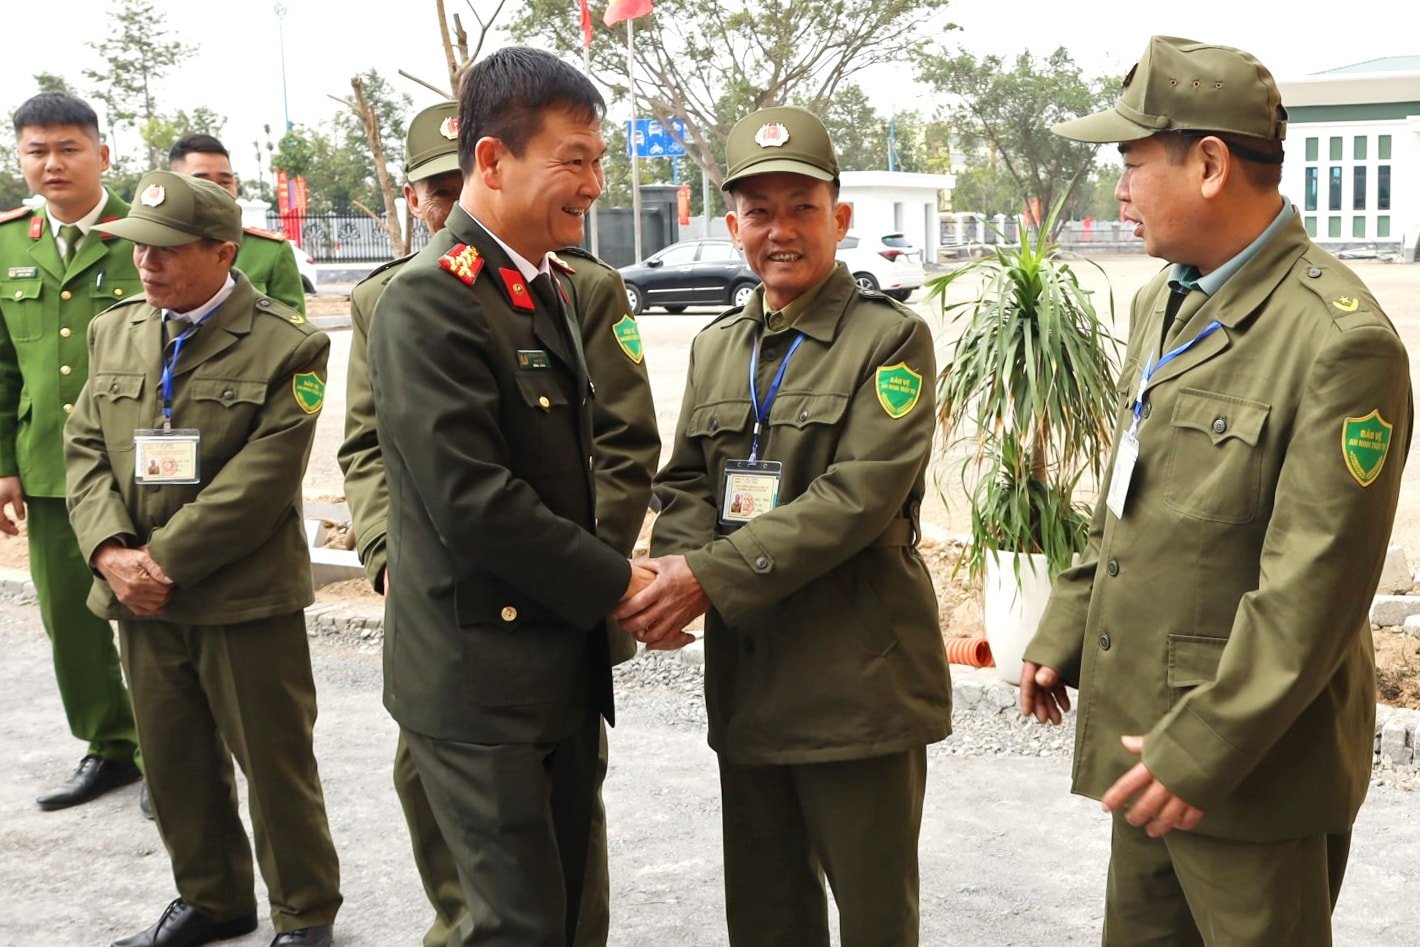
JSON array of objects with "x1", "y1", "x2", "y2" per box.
[
  {"x1": 190, "y1": 377, "x2": 267, "y2": 406},
  {"x1": 90, "y1": 278, "x2": 143, "y2": 303},
  {"x1": 768, "y1": 391, "x2": 849, "y2": 429},
  {"x1": 1167, "y1": 634, "x2": 1228, "y2": 688},
  {"x1": 685, "y1": 400, "x2": 751, "y2": 438},
  {"x1": 1171, "y1": 388, "x2": 1269, "y2": 446},
  {"x1": 513, "y1": 372, "x2": 570, "y2": 410},
  {"x1": 94, "y1": 371, "x2": 145, "y2": 402},
  {"x1": 1, "y1": 278, "x2": 41, "y2": 303}
]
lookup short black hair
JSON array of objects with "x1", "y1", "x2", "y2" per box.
[
  {"x1": 12, "y1": 92, "x2": 100, "y2": 138},
  {"x1": 457, "y1": 46, "x2": 605, "y2": 174},
  {"x1": 1156, "y1": 131, "x2": 1284, "y2": 190},
  {"x1": 169, "y1": 133, "x2": 229, "y2": 165}
]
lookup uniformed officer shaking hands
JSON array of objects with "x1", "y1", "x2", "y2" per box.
[
  {"x1": 65, "y1": 171, "x2": 341, "y2": 947},
  {"x1": 1021, "y1": 36, "x2": 1412, "y2": 947},
  {"x1": 615, "y1": 106, "x2": 951, "y2": 947}
]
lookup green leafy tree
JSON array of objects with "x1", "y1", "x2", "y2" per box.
[
  {"x1": 142, "y1": 106, "x2": 227, "y2": 169},
  {"x1": 512, "y1": 0, "x2": 954, "y2": 191},
  {"x1": 83, "y1": 0, "x2": 197, "y2": 170},
  {"x1": 918, "y1": 47, "x2": 1111, "y2": 232},
  {"x1": 34, "y1": 72, "x2": 77, "y2": 96}
]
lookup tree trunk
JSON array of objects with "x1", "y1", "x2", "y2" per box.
[{"x1": 350, "y1": 76, "x2": 408, "y2": 256}]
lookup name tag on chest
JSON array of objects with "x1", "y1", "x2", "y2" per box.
[
  {"x1": 720, "y1": 460, "x2": 782, "y2": 525},
  {"x1": 134, "y1": 429, "x2": 201, "y2": 485}
]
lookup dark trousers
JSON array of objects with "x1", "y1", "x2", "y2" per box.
[
  {"x1": 404, "y1": 709, "x2": 601, "y2": 947},
  {"x1": 118, "y1": 612, "x2": 342, "y2": 932},
  {"x1": 718, "y1": 747, "x2": 927, "y2": 947},
  {"x1": 1104, "y1": 813, "x2": 1351, "y2": 946},
  {"x1": 29, "y1": 496, "x2": 138, "y2": 764}
]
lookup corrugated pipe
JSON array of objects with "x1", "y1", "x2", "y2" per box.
[{"x1": 944, "y1": 636, "x2": 993, "y2": 668}]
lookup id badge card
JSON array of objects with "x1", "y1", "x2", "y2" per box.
[
  {"x1": 134, "y1": 429, "x2": 201, "y2": 485},
  {"x1": 720, "y1": 459, "x2": 782, "y2": 526},
  {"x1": 1105, "y1": 429, "x2": 1140, "y2": 519}
]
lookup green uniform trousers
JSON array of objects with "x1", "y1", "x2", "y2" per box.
[
  {"x1": 28, "y1": 495, "x2": 138, "y2": 764},
  {"x1": 393, "y1": 725, "x2": 614, "y2": 947},
  {"x1": 403, "y1": 710, "x2": 601, "y2": 947},
  {"x1": 718, "y1": 747, "x2": 927, "y2": 947},
  {"x1": 1104, "y1": 814, "x2": 1352, "y2": 947},
  {"x1": 117, "y1": 612, "x2": 342, "y2": 933}
]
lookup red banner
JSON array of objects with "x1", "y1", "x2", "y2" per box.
[
  {"x1": 580, "y1": 0, "x2": 594, "y2": 48},
  {"x1": 677, "y1": 184, "x2": 691, "y2": 226},
  {"x1": 275, "y1": 170, "x2": 309, "y2": 248},
  {"x1": 604, "y1": 0, "x2": 652, "y2": 27}
]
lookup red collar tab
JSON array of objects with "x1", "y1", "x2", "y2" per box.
[
  {"x1": 438, "y1": 243, "x2": 484, "y2": 285},
  {"x1": 99, "y1": 215, "x2": 122, "y2": 239},
  {"x1": 556, "y1": 279, "x2": 570, "y2": 305},
  {"x1": 500, "y1": 267, "x2": 535, "y2": 311},
  {"x1": 29, "y1": 216, "x2": 44, "y2": 240}
]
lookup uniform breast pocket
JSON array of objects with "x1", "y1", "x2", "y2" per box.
[
  {"x1": 92, "y1": 371, "x2": 146, "y2": 448},
  {"x1": 187, "y1": 376, "x2": 268, "y2": 458},
  {"x1": 91, "y1": 278, "x2": 143, "y2": 310},
  {"x1": 0, "y1": 279, "x2": 43, "y2": 341},
  {"x1": 1164, "y1": 388, "x2": 1270, "y2": 524},
  {"x1": 684, "y1": 399, "x2": 753, "y2": 480}
]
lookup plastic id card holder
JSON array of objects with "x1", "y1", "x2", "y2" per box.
[
  {"x1": 720, "y1": 459, "x2": 782, "y2": 526},
  {"x1": 134, "y1": 429, "x2": 201, "y2": 485}
]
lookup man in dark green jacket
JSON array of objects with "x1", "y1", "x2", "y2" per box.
[
  {"x1": 616, "y1": 106, "x2": 951, "y2": 947},
  {"x1": 1022, "y1": 37, "x2": 1412, "y2": 946},
  {"x1": 1, "y1": 92, "x2": 142, "y2": 811}
]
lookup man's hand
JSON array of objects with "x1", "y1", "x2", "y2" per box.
[
  {"x1": 93, "y1": 542, "x2": 174, "y2": 617},
  {"x1": 0, "y1": 476, "x2": 25, "y2": 536},
  {"x1": 1101, "y1": 735, "x2": 1205, "y2": 838},
  {"x1": 613, "y1": 555, "x2": 706, "y2": 651},
  {"x1": 1020, "y1": 660, "x2": 1071, "y2": 725}
]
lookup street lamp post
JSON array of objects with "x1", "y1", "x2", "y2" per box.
[{"x1": 274, "y1": 3, "x2": 292, "y2": 131}]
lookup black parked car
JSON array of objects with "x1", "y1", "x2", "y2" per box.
[{"x1": 617, "y1": 239, "x2": 760, "y2": 314}]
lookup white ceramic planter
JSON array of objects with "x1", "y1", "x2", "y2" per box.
[{"x1": 982, "y1": 549, "x2": 1054, "y2": 685}]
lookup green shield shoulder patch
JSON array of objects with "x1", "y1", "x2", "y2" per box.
[
  {"x1": 876, "y1": 363, "x2": 922, "y2": 419},
  {"x1": 1342, "y1": 409, "x2": 1393, "y2": 487},
  {"x1": 293, "y1": 371, "x2": 326, "y2": 415},
  {"x1": 613, "y1": 314, "x2": 644, "y2": 364}
]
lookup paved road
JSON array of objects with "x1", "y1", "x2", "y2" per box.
[{"x1": 2, "y1": 602, "x2": 1417, "y2": 946}]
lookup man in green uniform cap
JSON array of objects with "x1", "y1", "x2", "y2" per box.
[
  {"x1": 368, "y1": 47, "x2": 656, "y2": 945},
  {"x1": 1020, "y1": 36, "x2": 1412, "y2": 946},
  {"x1": 168, "y1": 134, "x2": 308, "y2": 314},
  {"x1": 338, "y1": 98, "x2": 658, "y2": 946},
  {"x1": 615, "y1": 104, "x2": 951, "y2": 947},
  {"x1": 66, "y1": 170, "x2": 341, "y2": 947},
  {"x1": 0, "y1": 92, "x2": 143, "y2": 812}
]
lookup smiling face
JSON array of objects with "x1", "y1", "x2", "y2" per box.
[
  {"x1": 17, "y1": 123, "x2": 109, "y2": 221},
  {"x1": 471, "y1": 105, "x2": 605, "y2": 262},
  {"x1": 1115, "y1": 135, "x2": 1207, "y2": 266},
  {"x1": 727, "y1": 172, "x2": 851, "y2": 311}
]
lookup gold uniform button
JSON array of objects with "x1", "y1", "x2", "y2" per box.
[
  {"x1": 537, "y1": 396, "x2": 551, "y2": 409},
  {"x1": 500, "y1": 606, "x2": 518, "y2": 622},
  {"x1": 62, "y1": 403, "x2": 73, "y2": 414},
  {"x1": 114, "y1": 288, "x2": 124, "y2": 296},
  {"x1": 59, "y1": 365, "x2": 72, "y2": 375},
  {"x1": 59, "y1": 327, "x2": 72, "y2": 338},
  {"x1": 60, "y1": 290, "x2": 72, "y2": 300},
  {"x1": 13, "y1": 290, "x2": 23, "y2": 299}
]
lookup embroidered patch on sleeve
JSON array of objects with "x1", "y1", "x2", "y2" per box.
[
  {"x1": 875, "y1": 363, "x2": 923, "y2": 419},
  {"x1": 1342, "y1": 410, "x2": 1392, "y2": 487},
  {"x1": 612, "y1": 315, "x2": 644, "y2": 364},
  {"x1": 293, "y1": 372, "x2": 326, "y2": 415}
]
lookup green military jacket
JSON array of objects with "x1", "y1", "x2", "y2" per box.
[
  {"x1": 652, "y1": 263, "x2": 951, "y2": 765},
  {"x1": 368, "y1": 206, "x2": 632, "y2": 745},
  {"x1": 0, "y1": 193, "x2": 142, "y2": 496},
  {"x1": 64, "y1": 271, "x2": 329, "y2": 624},
  {"x1": 1026, "y1": 213, "x2": 1412, "y2": 841},
  {"x1": 234, "y1": 226, "x2": 307, "y2": 315},
  {"x1": 339, "y1": 246, "x2": 658, "y2": 665}
]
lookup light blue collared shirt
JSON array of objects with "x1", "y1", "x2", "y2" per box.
[{"x1": 1169, "y1": 196, "x2": 1295, "y2": 296}]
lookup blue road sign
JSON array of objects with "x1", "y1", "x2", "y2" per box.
[{"x1": 627, "y1": 117, "x2": 688, "y2": 158}]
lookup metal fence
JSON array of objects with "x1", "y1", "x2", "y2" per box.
[{"x1": 267, "y1": 212, "x2": 432, "y2": 263}]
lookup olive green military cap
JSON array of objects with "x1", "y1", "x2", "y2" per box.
[
  {"x1": 100, "y1": 171, "x2": 243, "y2": 247},
  {"x1": 721, "y1": 105, "x2": 839, "y2": 191},
  {"x1": 405, "y1": 101, "x2": 461, "y2": 182},
  {"x1": 1053, "y1": 36, "x2": 1287, "y2": 144}
]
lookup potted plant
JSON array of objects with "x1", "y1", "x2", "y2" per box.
[{"x1": 927, "y1": 192, "x2": 1120, "y2": 683}]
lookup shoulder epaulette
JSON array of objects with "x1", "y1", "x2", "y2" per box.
[
  {"x1": 438, "y1": 243, "x2": 484, "y2": 286},
  {"x1": 548, "y1": 252, "x2": 576, "y2": 275},
  {"x1": 1296, "y1": 255, "x2": 1381, "y2": 325},
  {"x1": 0, "y1": 206, "x2": 34, "y2": 225},
  {"x1": 254, "y1": 294, "x2": 316, "y2": 329},
  {"x1": 556, "y1": 245, "x2": 619, "y2": 272},
  {"x1": 357, "y1": 253, "x2": 416, "y2": 287},
  {"x1": 243, "y1": 226, "x2": 288, "y2": 242}
]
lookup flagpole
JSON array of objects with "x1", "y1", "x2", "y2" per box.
[
  {"x1": 628, "y1": 18, "x2": 643, "y2": 263},
  {"x1": 584, "y1": 40, "x2": 600, "y2": 258}
]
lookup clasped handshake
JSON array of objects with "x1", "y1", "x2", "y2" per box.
[{"x1": 611, "y1": 554, "x2": 709, "y2": 651}]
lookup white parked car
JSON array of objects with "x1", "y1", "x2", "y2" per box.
[
  {"x1": 835, "y1": 232, "x2": 925, "y2": 301},
  {"x1": 291, "y1": 242, "x2": 319, "y2": 294}
]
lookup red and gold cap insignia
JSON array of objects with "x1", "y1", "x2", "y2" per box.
[
  {"x1": 439, "y1": 116, "x2": 459, "y2": 140},
  {"x1": 754, "y1": 123, "x2": 790, "y2": 148},
  {"x1": 500, "y1": 267, "x2": 535, "y2": 311},
  {"x1": 140, "y1": 184, "x2": 166, "y2": 207},
  {"x1": 438, "y1": 243, "x2": 484, "y2": 285}
]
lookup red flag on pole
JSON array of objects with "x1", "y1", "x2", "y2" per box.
[
  {"x1": 579, "y1": 0, "x2": 594, "y2": 49},
  {"x1": 604, "y1": 0, "x2": 652, "y2": 27}
]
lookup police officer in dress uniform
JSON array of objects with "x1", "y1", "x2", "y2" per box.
[
  {"x1": 337, "y1": 100, "x2": 657, "y2": 947},
  {"x1": 1020, "y1": 37, "x2": 1412, "y2": 947},
  {"x1": 366, "y1": 48, "x2": 653, "y2": 946},
  {"x1": 0, "y1": 92, "x2": 143, "y2": 811},
  {"x1": 65, "y1": 171, "x2": 341, "y2": 947},
  {"x1": 615, "y1": 106, "x2": 952, "y2": 947},
  {"x1": 167, "y1": 134, "x2": 308, "y2": 314}
]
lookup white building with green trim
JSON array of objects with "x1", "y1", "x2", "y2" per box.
[{"x1": 1279, "y1": 56, "x2": 1419, "y2": 260}]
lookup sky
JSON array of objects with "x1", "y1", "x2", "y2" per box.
[{"x1": 1, "y1": 0, "x2": 1410, "y2": 185}]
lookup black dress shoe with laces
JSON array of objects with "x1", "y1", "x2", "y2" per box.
[
  {"x1": 36, "y1": 754, "x2": 141, "y2": 810},
  {"x1": 110, "y1": 898, "x2": 258, "y2": 947},
  {"x1": 270, "y1": 926, "x2": 333, "y2": 947}
]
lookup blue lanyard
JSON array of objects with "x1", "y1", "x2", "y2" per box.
[
  {"x1": 1132, "y1": 319, "x2": 1223, "y2": 426},
  {"x1": 748, "y1": 330, "x2": 805, "y2": 462},
  {"x1": 159, "y1": 318, "x2": 207, "y2": 431}
]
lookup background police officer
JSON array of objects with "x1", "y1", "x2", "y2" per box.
[{"x1": 1022, "y1": 36, "x2": 1412, "y2": 946}]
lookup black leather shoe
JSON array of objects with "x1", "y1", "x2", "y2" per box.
[
  {"x1": 111, "y1": 898, "x2": 258, "y2": 947},
  {"x1": 36, "y1": 754, "x2": 141, "y2": 810},
  {"x1": 270, "y1": 926, "x2": 333, "y2": 947},
  {"x1": 139, "y1": 781, "x2": 154, "y2": 820}
]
